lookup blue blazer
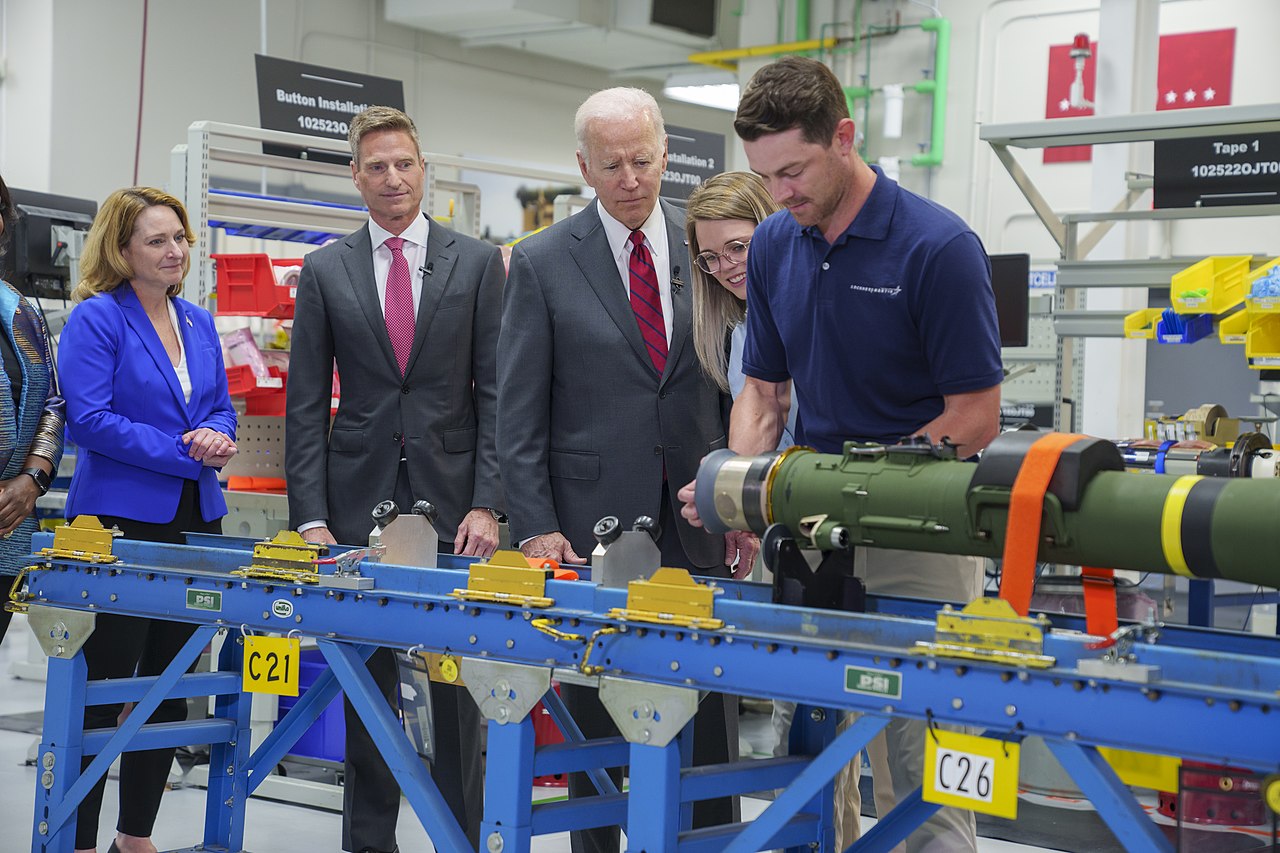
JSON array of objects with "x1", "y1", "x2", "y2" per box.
[{"x1": 60, "y1": 283, "x2": 237, "y2": 524}]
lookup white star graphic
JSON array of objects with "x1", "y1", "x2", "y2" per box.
[
  {"x1": 1184, "y1": 88, "x2": 1197, "y2": 102},
  {"x1": 1204, "y1": 87, "x2": 1216, "y2": 101},
  {"x1": 1059, "y1": 98, "x2": 1070, "y2": 112},
  {"x1": 1165, "y1": 90, "x2": 1178, "y2": 104}
]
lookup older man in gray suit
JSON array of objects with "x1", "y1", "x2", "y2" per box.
[
  {"x1": 497, "y1": 87, "x2": 742, "y2": 853},
  {"x1": 286, "y1": 106, "x2": 504, "y2": 853}
]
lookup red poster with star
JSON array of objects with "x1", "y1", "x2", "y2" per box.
[{"x1": 1042, "y1": 29, "x2": 1235, "y2": 163}]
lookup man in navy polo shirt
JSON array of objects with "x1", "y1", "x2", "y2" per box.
[{"x1": 683, "y1": 56, "x2": 1002, "y2": 851}]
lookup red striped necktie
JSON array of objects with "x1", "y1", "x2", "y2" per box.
[
  {"x1": 627, "y1": 230, "x2": 667, "y2": 375},
  {"x1": 383, "y1": 236, "x2": 415, "y2": 377}
]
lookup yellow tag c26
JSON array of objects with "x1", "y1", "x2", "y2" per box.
[
  {"x1": 242, "y1": 636, "x2": 301, "y2": 697},
  {"x1": 922, "y1": 729, "x2": 1020, "y2": 820}
]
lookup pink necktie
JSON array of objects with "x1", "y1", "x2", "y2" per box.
[
  {"x1": 383, "y1": 236, "x2": 415, "y2": 376},
  {"x1": 628, "y1": 231, "x2": 667, "y2": 375}
]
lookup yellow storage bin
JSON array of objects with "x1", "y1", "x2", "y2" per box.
[
  {"x1": 1171, "y1": 255, "x2": 1252, "y2": 315},
  {"x1": 1245, "y1": 313, "x2": 1280, "y2": 368},
  {"x1": 1123, "y1": 308, "x2": 1162, "y2": 339},
  {"x1": 1218, "y1": 309, "x2": 1249, "y2": 344},
  {"x1": 1244, "y1": 257, "x2": 1280, "y2": 314}
]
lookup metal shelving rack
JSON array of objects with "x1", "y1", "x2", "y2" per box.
[
  {"x1": 980, "y1": 103, "x2": 1280, "y2": 431},
  {"x1": 169, "y1": 120, "x2": 582, "y2": 308}
]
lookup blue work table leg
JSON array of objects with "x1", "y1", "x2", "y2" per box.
[
  {"x1": 319, "y1": 639, "x2": 473, "y2": 853},
  {"x1": 481, "y1": 715, "x2": 537, "y2": 853},
  {"x1": 1045, "y1": 740, "x2": 1173, "y2": 853},
  {"x1": 33, "y1": 651, "x2": 88, "y2": 853},
  {"x1": 204, "y1": 632, "x2": 254, "y2": 851},
  {"x1": 624, "y1": 738, "x2": 683, "y2": 852}
]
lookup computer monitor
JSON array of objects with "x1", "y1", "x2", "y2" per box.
[
  {"x1": 988, "y1": 252, "x2": 1030, "y2": 348},
  {"x1": 2, "y1": 188, "x2": 97, "y2": 300}
]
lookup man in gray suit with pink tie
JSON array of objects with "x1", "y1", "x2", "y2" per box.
[
  {"x1": 286, "y1": 105, "x2": 504, "y2": 853},
  {"x1": 497, "y1": 87, "x2": 745, "y2": 853}
]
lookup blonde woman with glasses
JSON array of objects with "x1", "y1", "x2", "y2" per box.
[{"x1": 685, "y1": 171, "x2": 795, "y2": 446}]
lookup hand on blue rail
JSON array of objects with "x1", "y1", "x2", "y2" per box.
[
  {"x1": 455, "y1": 508, "x2": 499, "y2": 558},
  {"x1": 521, "y1": 531, "x2": 587, "y2": 565},
  {"x1": 300, "y1": 525, "x2": 338, "y2": 546},
  {"x1": 676, "y1": 478, "x2": 703, "y2": 528}
]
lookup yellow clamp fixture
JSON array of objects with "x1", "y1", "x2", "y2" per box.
[
  {"x1": 233, "y1": 530, "x2": 327, "y2": 583},
  {"x1": 911, "y1": 597, "x2": 1056, "y2": 669},
  {"x1": 39, "y1": 516, "x2": 120, "y2": 564},
  {"x1": 452, "y1": 550, "x2": 554, "y2": 608},
  {"x1": 606, "y1": 567, "x2": 725, "y2": 630}
]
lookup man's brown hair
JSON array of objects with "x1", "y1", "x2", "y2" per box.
[{"x1": 734, "y1": 55, "x2": 849, "y2": 145}]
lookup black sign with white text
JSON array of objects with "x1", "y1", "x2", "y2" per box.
[
  {"x1": 255, "y1": 55, "x2": 405, "y2": 166},
  {"x1": 662, "y1": 124, "x2": 727, "y2": 201},
  {"x1": 1154, "y1": 131, "x2": 1280, "y2": 208}
]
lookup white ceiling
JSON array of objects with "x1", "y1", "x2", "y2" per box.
[{"x1": 384, "y1": 0, "x2": 725, "y2": 82}]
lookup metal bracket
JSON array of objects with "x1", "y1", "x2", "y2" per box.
[
  {"x1": 1076, "y1": 657, "x2": 1162, "y2": 684},
  {"x1": 606, "y1": 567, "x2": 724, "y2": 630},
  {"x1": 461, "y1": 659, "x2": 551, "y2": 725},
  {"x1": 315, "y1": 544, "x2": 384, "y2": 590},
  {"x1": 599, "y1": 677, "x2": 698, "y2": 747},
  {"x1": 452, "y1": 550, "x2": 554, "y2": 608},
  {"x1": 912, "y1": 597, "x2": 1056, "y2": 669},
  {"x1": 27, "y1": 605, "x2": 96, "y2": 658},
  {"x1": 590, "y1": 517, "x2": 661, "y2": 589},
  {"x1": 379, "y1": 509, "x2": 439, "y2": 566}
]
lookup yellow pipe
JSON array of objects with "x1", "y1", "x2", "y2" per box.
[{"x1": 688, "y1": 36, "x2": 839, "y2": 70}]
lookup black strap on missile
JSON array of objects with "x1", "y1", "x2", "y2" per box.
[{"x1": 1180, "y1": 477, "x2": 1225, "y2": 579}]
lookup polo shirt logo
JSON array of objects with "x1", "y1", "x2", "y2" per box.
[{"x1": 848, "y1": 283, "x2": 902, "y2": 297}]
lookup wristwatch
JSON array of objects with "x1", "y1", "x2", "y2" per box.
[
  {"x1": 485, "y1": 507, "x2": 507, "y2": 524},
  {"x1": 20, "y1": 467, "x2": 51, "y2": 496}
]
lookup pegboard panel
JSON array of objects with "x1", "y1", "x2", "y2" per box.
[
  {"x1": 1002, "y1": 313, "x2": 1058, "y2": 403},
  {"x1": 219, "y1": 416, "x2": 286, "y2": 480}
]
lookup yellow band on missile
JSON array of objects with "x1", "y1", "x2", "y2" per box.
[{"x1": 1160, "y1": 475, "x2": 1200, "y2": 578}]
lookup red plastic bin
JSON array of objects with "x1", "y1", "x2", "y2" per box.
[
  {"x1": 224, "y1": 365, "x2": 287, "y2": 416},
  {"x1": 212, "y1": 254, "x2": 303, "y2": 318},
  {"x1": 532, "y1": 683, "x2": 568, "y2": 787}
]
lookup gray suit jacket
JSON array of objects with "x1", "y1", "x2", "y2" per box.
[
  {"x1": 497, "y1": 199, "x2": 728, "y2": 568},
  {"x1": 286, "y1": 215, "x2": 505, "y2": 546}
]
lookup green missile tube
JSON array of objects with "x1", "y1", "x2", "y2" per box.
[{"x1": 693, "y1": 432, "x2": 1280, "y2": 587}]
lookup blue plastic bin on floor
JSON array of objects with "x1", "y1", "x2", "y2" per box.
[{"x1": 276, "y1": 649, "x2": 346, "y2": 762}]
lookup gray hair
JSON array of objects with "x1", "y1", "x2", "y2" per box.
[{"x1": 574, "y1": 87, "x2": 666, "y2": 165}]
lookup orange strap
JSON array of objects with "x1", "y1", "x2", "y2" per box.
[
  {"x1": 1080, "y1": 566, "x2": 1118, "y2": 637},
  {"x1": 999, "y1": 432, "x2": 1086, "y2": 617}
]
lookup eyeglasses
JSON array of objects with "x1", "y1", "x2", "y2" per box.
[{"x1": 695, "y1": 239, "x2": 750, "y2": 274}]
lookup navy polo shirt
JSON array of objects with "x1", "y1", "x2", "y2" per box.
[{"x1": 741, "y1": 166, "x2": 1003, "y2": 454}]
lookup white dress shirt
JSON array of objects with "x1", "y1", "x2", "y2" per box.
[{"x1": 367, "y1": 213, "x2": 431, "y2": 317}]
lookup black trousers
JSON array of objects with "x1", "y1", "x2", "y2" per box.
[
  {"x1": 342, "y1": 460, "x2": 484, "y2": 853},
  {"x1": 76, "y1": 479, "x2": 220, "y2": 849},
  {"x1": 565, "y1": 486, "x2": 740, "y2": 853}
]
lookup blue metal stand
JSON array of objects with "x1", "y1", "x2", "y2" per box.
[
  {"x1": 318, "y1": 639, "x2": 473, "y2": 853},
  {"x1": 1045, "y1": 740, "x2": 1172, "y2": 853}
]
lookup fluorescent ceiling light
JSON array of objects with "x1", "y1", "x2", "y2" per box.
[{"x1": 663, "y1": 70, "x2": 740, "y2": 111}]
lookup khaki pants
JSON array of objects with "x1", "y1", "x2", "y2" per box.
[{"x1": 834, "y1": 548, "x2": 982, "y2": 853}]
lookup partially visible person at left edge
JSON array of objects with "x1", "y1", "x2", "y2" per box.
[
  {"x1": 59, "y1": 186, "x2": 237, "y2": 853},
  {"x1": 0, "y1": 170, "x2": 64, "y2": 645}
]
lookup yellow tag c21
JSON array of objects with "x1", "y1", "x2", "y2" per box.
[
  {"x1": 242, "y1": 636, "x2": 301, "y2": 697},
  {"x1": 922, "y1": 729, "x2": 1020, "y2": 820}
]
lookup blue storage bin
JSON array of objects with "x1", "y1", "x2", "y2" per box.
[
  {"x1": 1155, "y1": 312, "x2": 1213, "y2": 344},
  {"x1": 276, "y1": 649, "x2": 345, "y2": 762}
]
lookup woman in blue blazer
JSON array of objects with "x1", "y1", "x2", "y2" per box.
[
  {"x1": 0, "y1": 172, "x2": 64, "y2": 643},
  {"x1": 59, "y1": 187, "x2": 237, "y2": 853}
]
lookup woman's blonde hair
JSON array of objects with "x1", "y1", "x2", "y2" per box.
[
  {"x1": 685, "y1": 172, "x2": 779, "y2": 392},
  {"x1": 73, "y1": 186, "x2": 196, "y2": 302}
]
